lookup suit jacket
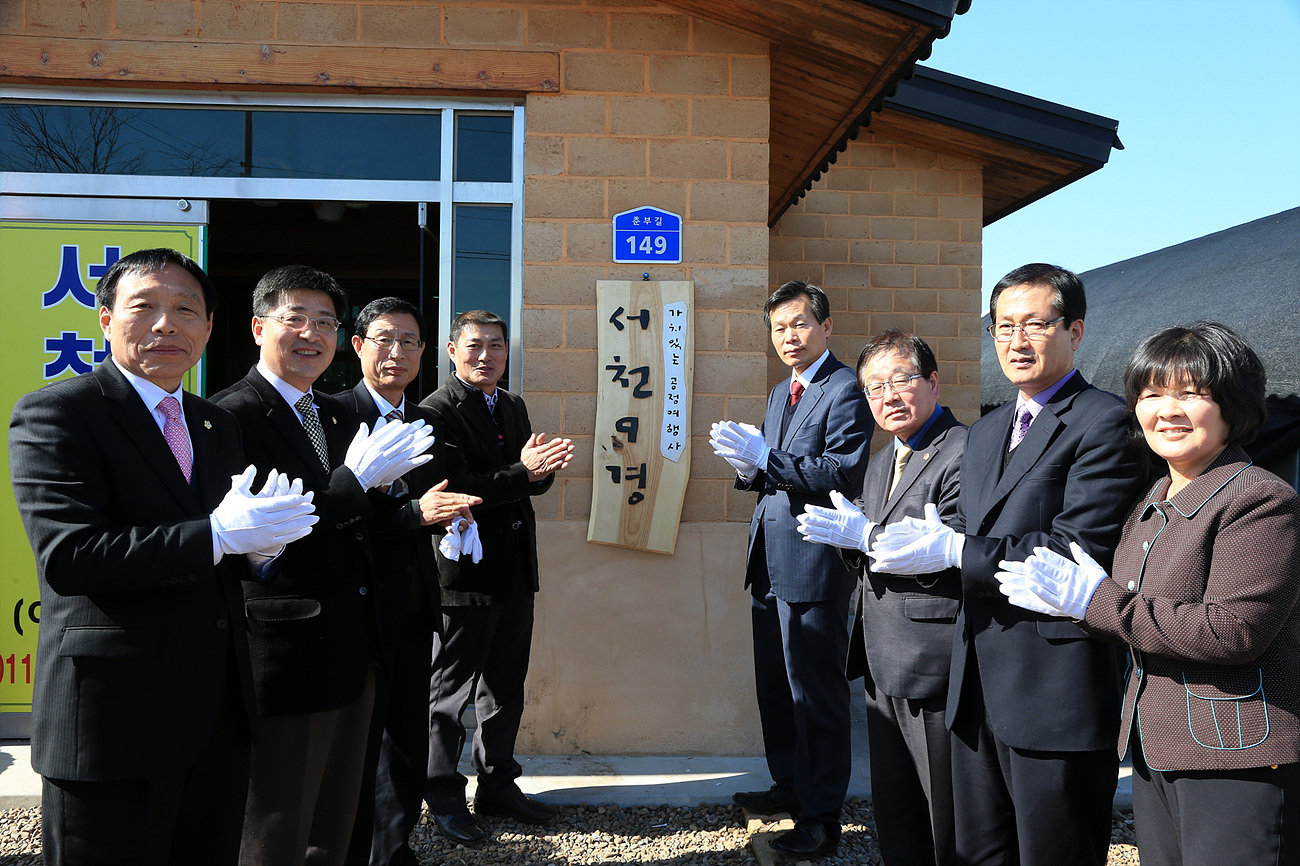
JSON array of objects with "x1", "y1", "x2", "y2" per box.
[
  {"x1": 949, "y1": 372, "x2": 1149, "y2": 751},
  {"x1": 736, "y1": 353, "x2": 873, "y2": 603},
  {"x1": 333, "y1": 382, "x2": 445, "y2": 654},
  {"x1": 212, "y1": 367, "x2": 389, "y2": 716},
  {"x1": 1084, "y1": 446, "x2": 1300, "y2": 771},
  {"x1": 9, "y1": 359, "x2": 253, "y2": 781},
  {"x1": 419, "y1": 378, "x2": 553, "y2": 606},
  {"x1": 844, "y1": 407, "x2": 967, "y2": 699}
]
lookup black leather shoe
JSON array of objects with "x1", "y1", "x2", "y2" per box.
[
  {"x1": 473, "y1": 787, "x2": 557, "y2": 825},
  {"x1": 731, "y1": 786, "x2": 801, "y2": 817},
  {"x1": 432, "y1": 806, "x2": 488, "y2": 845},
  {"x1": 770, "y1": 818, "x2": 841, "y2": 859}
]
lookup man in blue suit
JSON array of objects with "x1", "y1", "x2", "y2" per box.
[{"x1": 712, "y1": 280, "x2": 872, "y2": 860}]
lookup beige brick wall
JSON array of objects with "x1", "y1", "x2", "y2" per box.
[
  {"x1": 520, "y1": 3, "x2": 771, "y2": 528},
  {"x1": 769, "y1": 133, "x2": 983, "y2": 454}
]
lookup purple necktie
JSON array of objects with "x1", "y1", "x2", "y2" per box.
[
  {"x1": 159, "y1": 396, "x2": 192, "y2": 483},
  {"x1": 1009, "y1": 406, "x2": 1033, "y2": 451}
]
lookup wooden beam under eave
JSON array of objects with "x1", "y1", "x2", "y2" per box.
[
  {"x1": 0, "y1": 36, "x2": 560, "y2": 94},
  {"x1": 767, "y1": 23, "x2": 934, "y2": 224}
]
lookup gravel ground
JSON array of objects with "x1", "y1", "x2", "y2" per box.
[{"x1": 0, "y1": 801, "x2": 1140, "y2": 864}]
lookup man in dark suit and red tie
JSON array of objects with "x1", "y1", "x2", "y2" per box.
[
  {"x1": 212, "y1": 267, "x2": 434, "y2": 866},
  {"x1": 869, "y1": 264, "x2": 1149, "y2": 865},
  {"x1": 711, "y1": 280, "x2": 872, "y2": 860},
  {"x1": 799, "y1": 328, "x2": 966, "y2": 866},
  {"x1": 9, "y1": 248, "x2": 317, "y2": 866}
]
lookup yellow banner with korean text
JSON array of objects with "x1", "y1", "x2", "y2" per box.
[
  {"x1": 0, "y1": 220, "x2": 206, "y2": 714},
  {"x1": 588, "y1": 280, "x2": 693, "y2": 555}
]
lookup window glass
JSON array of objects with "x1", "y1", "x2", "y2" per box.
[
  {"x1": 454, "y1": 113, "x2": 512, "y2": 182},
  {"x1": 0, "y1": 105, "x2": 441, "y2": 180},
  {"x1": 453, "y1": 204, "x2": 511, "y2": 319}
]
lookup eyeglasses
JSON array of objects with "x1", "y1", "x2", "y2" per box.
[
  {"x1": 863, "y1": 373, "x2": 925, "y2": 399},
  {"x1": 987, "y1": 317, "x2": 1064, "y2": 342},
  {"x1": 264, "y1": 313, "x2": 341, "y2": 333},
  {"x1": 364, "y1": 335, "x2": 424, "y2": 353}
]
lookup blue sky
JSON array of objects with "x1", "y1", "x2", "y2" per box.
[{"x1": 926, "y1": 0, "x2": 1300, "y2": 310}]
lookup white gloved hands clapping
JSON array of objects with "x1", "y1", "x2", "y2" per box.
[
  {"x1": 211, "y1": 465, "x2": 317, "y2": 562},
  {"x1": 996, "y1": 541, "x2": 1108, "y2": 620},
  {"x1": 797, "y1": 490, "x2": 876, "y2": 554},
  {"x1": 344, "y1": 417, "x2": 435, "y2": 491},
  {"x1": 868, "y1": 502, "x2": 964, "y2": 574},
  {"x1": 710, "y1": 420, "x2": 769, "y2": 476}
]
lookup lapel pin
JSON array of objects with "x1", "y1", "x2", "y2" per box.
[
  {"x1": 332, "y1": 416, "x2": 337, "y2": 424},
  {"x1": 923, "y1": 452, "x2": 930, "y2": 460},
  {"x1": 204, "y1": 420, "x2": 212, "y2": 430}
]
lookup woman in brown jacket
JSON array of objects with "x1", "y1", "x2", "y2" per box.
[{"x1": 997, "y1": 321, "x2": 1300, "y2": 866}]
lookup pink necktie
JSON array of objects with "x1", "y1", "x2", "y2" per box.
[
  {"x1": 790, "y1": 379, "x2": 805, "y2": 407},
  {"x1": 159, "y1": 396, "x2": 192, "y2": 483},
  {"x1": 1009, "y1": 406, "x2": 1033, "y2": 451}
]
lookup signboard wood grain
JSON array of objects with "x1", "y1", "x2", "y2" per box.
[{"x1": 588, "y1": 280, "x2": 693, "y2": 554}]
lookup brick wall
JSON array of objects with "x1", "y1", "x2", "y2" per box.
[
  {"x1": 770, "y1": 132, "x2": 984, "y2": 452},
  {"x1": 519, "y1": 6, "x2": 772, "y2": 528}
]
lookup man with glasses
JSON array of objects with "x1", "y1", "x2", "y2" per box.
[
  {"x1": 868, "y1": 264, "x2": 1148, "y2": 866},
  {"x1": 798, "y1": 328, "x2": 965, "y2": 866},
  {"x1": 337, "y1": 297, "x2": 480, "y2": 866},
  {"x1": 213, "y1": 267, "x2": 435, "y2": 866}
]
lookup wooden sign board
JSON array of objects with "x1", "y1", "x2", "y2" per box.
[{"x1": 588, "y1": 280, "x2": 694, "y2": 554}]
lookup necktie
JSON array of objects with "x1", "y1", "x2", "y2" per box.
[
  {"x1": 1009, "y1": 406, "x2": 1033, "y2": 450},
  {"x1": 789, "y1": 379, "x2": 805, "y2": 407},
  {"x1": 158, "y1": 396, "x2": 192, "y2": 483},
  {"x1": 385, "y1": 409, "x2": 403, "y2": 422},
  {"x1": 295, "y1": 393, "x2": 330, "y2": 470},
  {"x1": 888, "y1": 444, "x2": 912, "y2": 498}
]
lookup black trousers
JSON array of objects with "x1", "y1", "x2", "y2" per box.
[
  {"x1": 865, "y1": 690, "x2": 955, "y2": 866},
  {"x1": 347, "y1": 598, "x2": 438, "y2": 866},
  {"x1": 42, "y1": 664, "x2": 250, "y2": 866},
  {"x1": 239, "y1": 668, "x2": 377, "y2": 866},
  {"x1": 949, "y1": 659, "x2": 1117, "y2": 866},
  {"x1": 1132, "y1": 735, "x2": 1300, "y2": 866},
  {"x1": 425, "y1": 592, "x2": 535, "y2": 810},
  {"x1": 749, "y1": 566, "x2": 852, "y2": 824}
]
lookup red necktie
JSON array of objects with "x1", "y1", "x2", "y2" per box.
[
  {"x1": 385, "y1": 409, "x2": 403, "y2": 422},
  {"x1": 789, "y1": 379, "x2": 805, "y2": 407}
]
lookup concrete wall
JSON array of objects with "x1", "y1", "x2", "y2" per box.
[
  {"x1": 770, "y1": 132, "x2": 984, "y2": 455},
  {"x1": 516, "y1": 4, "x2": 771, "y2": 754}
]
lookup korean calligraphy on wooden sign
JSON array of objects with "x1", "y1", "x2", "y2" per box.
[{"x1": 588, "y1": 280, "x2": 694, "y2": 554}]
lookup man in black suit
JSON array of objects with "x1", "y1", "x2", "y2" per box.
[
  {"x1": 9, "y1": 248, "x2": 316, "y2": 865},
  {"x1": 711, "y1": 280, "x2": 873, "y2": 860},
  {"x1": 799, "y1": 329, "x2": 965, "y2": 866},
  {"x1": 336, "y1": 298, "x2": 479, "y2": 866},
  {"x1": 418, "y1": 309, "x2": 573, "y2": 845},
  {"x1": 212, "y1": 267, "x2": 433, "y2": 866},
  {"x1": 869, "y1": 264, "x2": 1149, "y2": 866}
]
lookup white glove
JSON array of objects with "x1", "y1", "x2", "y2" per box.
[
  {"x1": 211, "y1": 465, "x2": 317, "y2": 560},
  {"x1": 797, "y1": 490, "x2": 876, "y2": 554},
  {"x1": 462, "y1": 521, "x2": 484, "y2": 564},
  {"x1": 710, "y1": 420, "x2": 770, "y2": 476},
  {"x1": 996, "y1": 541, "x2": 1108, "y2": 620},
  {"x1": 439, "y1": 518, "x2": 476, "y2": 562},
  {"x1": 344, "y1": 418, "x2": 435, "y2": 491},
  {"x1": 868, "y1": 502, "x2": 964, "y2": 574},
  {"x1": 709, "y1": 422, "x2": 757, "y2": 475}
]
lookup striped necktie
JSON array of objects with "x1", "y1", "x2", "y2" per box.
[{"x1": 295, "y1": 393, "x2": 330, "y2": 470}]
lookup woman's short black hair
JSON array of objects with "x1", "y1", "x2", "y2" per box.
[{"x1": 1123, "y1": 321, "x2": 1268, "y2": 447}]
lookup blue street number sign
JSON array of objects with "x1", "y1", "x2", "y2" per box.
[{"x1": 612, "y1": 206, "x2": 682, "y2": 264}]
